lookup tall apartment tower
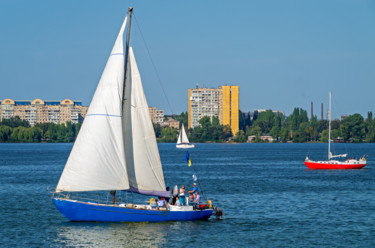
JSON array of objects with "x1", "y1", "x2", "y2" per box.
[
  {"x1": 188, "y1": 85, "x2": 239, "y2": 136},
  {"x1": 321, "y1": 103, "x2": 323, "y2": 120},
  {"x1": 221, "y1": 85, "x2": 239, "y2": 135}
]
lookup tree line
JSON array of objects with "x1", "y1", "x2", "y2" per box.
[
  {"x1": 0, "y1": 117, "x2": 82, "y2": 143},
  {"x1": 239, "y1": 108, "x2": 375, "y2": 143},
  {"x1": 155, "y1": 109, "x2": 375, "y2": 143},
  {"x1": 1, "y1": 109, "x2": 374, "y2": 143}
]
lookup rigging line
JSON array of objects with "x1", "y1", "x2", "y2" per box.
[
  {"x1": 133, "y1": 13, "x2": 174, "y2": 115},
  {"x1": 190, "y1": 163, "x2": 208, "y2": 201}
]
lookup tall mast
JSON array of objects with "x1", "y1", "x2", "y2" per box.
[
  {"x1": 328, "y1": 91, "x2": 331, "y2": 160},
  {"x1": 122, "y1": 7, "x2": 133, "y2": 107}
]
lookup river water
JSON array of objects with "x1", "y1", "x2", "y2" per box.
[{"x1": 0, "y1": 143, "x2": 374, "y2": 247}]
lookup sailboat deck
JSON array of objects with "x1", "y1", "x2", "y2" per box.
[{"x1": 54, "y1": 196, "x2": 195, "y2": 212}]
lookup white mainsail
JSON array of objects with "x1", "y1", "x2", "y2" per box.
[
  {"x1": 178, "y1": 124, "x2": 189, "y2": 144},
  {"x1": 56, "y1": 17, "x2": 129, "y2": 193},
  {"x1": 123, "y1": 47, "x2": 166, "y2": 195}
]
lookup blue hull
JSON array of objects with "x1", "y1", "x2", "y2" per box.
[{"x1": 53, "y1": 198, "x2": 213, "y2": 222}]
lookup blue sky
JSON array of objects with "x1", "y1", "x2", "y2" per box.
[{"x1": 0, "y1": 0, "x2": 374, "y2": 119}]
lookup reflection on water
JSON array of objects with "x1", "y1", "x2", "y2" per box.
[
  {"x1": 55, "y1": 220, "x2": 207, "y2": 247},
  {"x1": 55, "y1": 222, "x2": 166, "y2": 247}
]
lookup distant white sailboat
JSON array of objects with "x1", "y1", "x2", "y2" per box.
[{"x1": 176, "y1": 124, "x2": 195, "y2": 149}]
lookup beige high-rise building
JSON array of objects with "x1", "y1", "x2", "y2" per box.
[
  {"x1": 0, "y1": 98, "x2": 88, "y2": 126},
  {"x1": 188, "y1": 85, "x2": 239, "y2": 135},
  {"x1": 188, "y1": 88, "x2": 221, "y2": 129}
]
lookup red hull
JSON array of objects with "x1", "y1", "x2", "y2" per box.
[{"x1": 304, "y1": 161, "x2": 366, "y2": 169}]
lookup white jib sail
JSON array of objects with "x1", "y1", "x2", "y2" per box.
[
  {"x1": 56, "y1": 17, "x2": 129, "y2": 192},
  {"x1": 177, "y1": 129, "x2": 182, "y2": 144},
  {"x1": 180, "y1": 124, "x2": 189, "y2": 143},
  {"x1": 123, "y1": 47, "x2": 166, "y2": 194}
]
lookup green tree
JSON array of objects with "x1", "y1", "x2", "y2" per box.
[
  {"x1": 174, "y1": 112, "x2": 188, "y2": 128},
  {"x1": 0, "y1": 116, "x2": 30, "y2": 128},
  {"x1": 239, "y1": 110, "x2": 251, "y2": 131},
  {"x1": 280, "y1": 127, "x2": 288, "y2": 142},
  {"x1": 233, "y1": 130, "x2": 247, "y2": 142},
  {"x1": 269, "y1": 126, "x2": 280, "y2": 140},
  {"x1": 248, "y1": 126, "x2": 262, "y2": 137},
  {"x1": 222, "y1": 125, "x2": 233, "y2": 141},
  {"x1": 341, "y1": 114, "x2": 365, "y2": 142},
  {"x1": 153, "y1": 123, "x2": 162, "y2": 138},
  {"x1": 0, "y1": 125, "x2": 12, "y2": 142},
  {"x1": 159, "y1": 126, "x2": 178, "y2": 142},
  {"x1": 366, "y1": 120, "x2": 375, "y2": 142}
]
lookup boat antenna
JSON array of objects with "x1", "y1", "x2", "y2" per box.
[
  {"x1": 122, "y1": 7, "x2": 133, "y2": 108},
  {"x1": 133, "y1": 13, "x2": 174, "y2": 115}
]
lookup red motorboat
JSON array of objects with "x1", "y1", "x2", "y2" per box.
[{"x1": 304, "y1": 92, "x2": 366, "y2": 170}]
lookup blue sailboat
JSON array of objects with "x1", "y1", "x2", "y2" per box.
[{"x1": 52, "y1": 7, "x2": 214, "y2": 222}]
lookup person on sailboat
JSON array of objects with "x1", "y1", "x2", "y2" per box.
[
  {"x1": 110, "y1": 190, "x2": 116, "y2": 204},
  {"x1": 149, "y1": 198, "x2": 157, "y2": 208},
  {"x1": 193, "y1": 192, "x2": 201, "y2": 209},
  {"x1": 157, "y1": 197, "x2": 168, "y2": 209},
  {"x1": 172, "y1": 185, "x2": 178, "y2": 205},
  {"x1": 179, "y1": 194, "x2": 184, "y2": 206},
  {"x1": 179, "y1": 185, "x2": 186, "y2": 205},
  {"x1": 188, "y1": 183, "x2": 198, "y2": 198},
  {"x1": 174, "y1": 196, "x2": 181, "y2": 206},
  {"x1": 188, "y1": 192, "x2": 195, "y2": 203}
]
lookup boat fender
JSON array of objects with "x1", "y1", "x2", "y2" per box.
[{"x1": 207, "y1": 200, "x2": 212, "y2": 208}]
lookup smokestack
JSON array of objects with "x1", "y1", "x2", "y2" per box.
[
  {"x1": 311, "y1": 102, "x2": 313, "y2": 120},
  {"x1": 321, "y1": 103, "x2": 323, "y2": 120}
]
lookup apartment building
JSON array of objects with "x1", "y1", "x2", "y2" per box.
[
  {"x1": 0, "y1": 98, "x2": 88, "y2": 126},
  {"x1": 188, "y1": 85, "x2": 239, "y2": 136},
  {"x1": 221, "y1": 85, "x2": 239, "y2": 136},
  {"x1": 148, "y1": 107, "x2": 165, "y2": 125}
]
